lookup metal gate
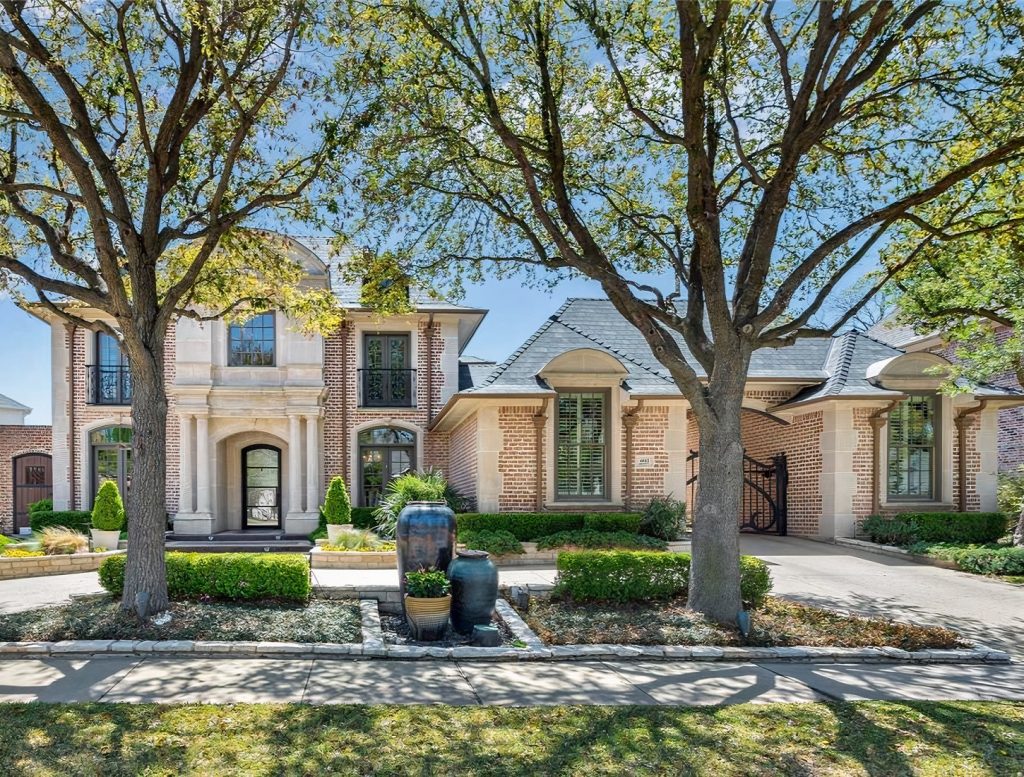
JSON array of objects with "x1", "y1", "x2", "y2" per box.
[
  {"x1": 12, "y1": 453, "x2": 52, "y2": 532},
  {"x1": 686, "y1": 449, "x2": 788, "y2": 535}
]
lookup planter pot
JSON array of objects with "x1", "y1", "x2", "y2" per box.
[
  {"x1": 396, "y1": 501, "x2": 456, "y2": 614},
  {"x1": 448, "y1": 549, "x2": 499, "y2": 634},
  {"x1": 405, "y1": 594, "x2": 451, "y2": 641},
  {"x1": 326, "y1": 524, "x2": 353, "y2": 543},
  {"x1": 90, "y1": 528, "x2": 121, "y2": 552}
]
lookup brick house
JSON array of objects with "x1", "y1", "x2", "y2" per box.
[
  {"x1": 0, "y1": 394, "x2": 52, "y2": 533},
  {"x1": 21, "y1": 236, "x2": 1023, "y2": 540}
]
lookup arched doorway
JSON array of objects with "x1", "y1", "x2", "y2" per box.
[
  {"x1": 242, "y1": 444, "x2": 282, "y2": 529},
  {"x1": 358, "y1": 427, "x2": 415, "y2": 506},
  {"x1": 12, "y1": 453, "x2": 51, "y2": 532}
]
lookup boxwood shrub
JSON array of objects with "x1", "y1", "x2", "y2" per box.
[
  {"x1": 29, "y1": 510, "x2": 92, "y2": 533},
  {"x1": 458, "y1": 529, "x2": 524, "y2": 556},
  {"x1": 861, "y1": 512, "x2": 1008, "y2": 545},
  {"x1": 535, "y1": 530, "x2": 667, "y2": 551},
  {"x1": 555, "y1": 550, "x2": 773, "y2": 608},
  {"x1": 99, "y1": 552, "x2": 310, "y2": 602},
  {"x1": 456, "y1": 512, "x2": 642, "y2": 541}
]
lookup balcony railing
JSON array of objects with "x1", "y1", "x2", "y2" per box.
[
  {"x1": 358, "y1": 368, "x2": 416, "y2": 408},
  {"x1": 87, "y1": 364, "x2": 133, "y2": 405}
]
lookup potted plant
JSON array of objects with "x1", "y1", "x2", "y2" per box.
[
  {"x1": 323, "y1": 476, "x2": 353, "y2": 544},
  {"x1": 404, "y1": 568, "x2": 451, "y2": 641},
  {"x1": 90, "y1": 480, "x2": 125, "y2": 551}
]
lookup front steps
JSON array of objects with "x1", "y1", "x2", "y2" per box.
[{"x1": 164, "y1": 530, "x2": 313, "y2": 553}]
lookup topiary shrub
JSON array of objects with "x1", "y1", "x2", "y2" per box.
[
  {"x1": 99, "y1": 552, "x2": 311, "y2": 602},
  {"x1": 29, "y1": 510, "x2": 92, "y2": 534},
  {"x1": 582, "y1": 513, "x2": 643, "y2": 533},
  {"x1": 458, "y1": 529, "x2": 524, "y2": 556},
  {"x1": 91, "y1": 481, "x2": 126, "y2": 532},
  {"x1": 639, "y1": 497, "x2": 687, "y2": 540},
  {"x1": 861, "y1": 512, "x2": 1008, "y2": 546},
  {"x1": 555, "y1": 550, "x2": 772, "y2": 608},
  {"x1": 535, "y1": 529, "x2": 667, "y2": 551},
  {"x1": 322, "y1": 476, "x2": 352, "y2": 525}
]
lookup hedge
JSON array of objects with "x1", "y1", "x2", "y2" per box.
[
  {"x1": 861, "y1": 512, "x2": 1008, "y2": 546},
  {"x1": 535, "y1": 530, "x2": 667, "y2": 551},
  {"x1": 29, "y1": 510, "x2": 92, "y2": 533},
  {"x1": 457, "y1": 529, "x2": 524, "y2": 556},
  {"x1": 555, "y1": 550, "x2": 773, "y2": 608},
  {"x1": 99, "y1": 552, "x2": 310, "y2": 602},
  {"x1": 456, "y1": 512, "x2": 643, "y2": 541}
]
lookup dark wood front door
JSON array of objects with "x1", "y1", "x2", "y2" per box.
[
  {"x1": 242, "y1": 445, "x2": 281, "y2": 529},
  {"x1": 13, "y1": 453, "x2": 52, "y2": 532}
]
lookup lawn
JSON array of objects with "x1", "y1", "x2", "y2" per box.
[
  {"x1": 0, "y1": 599, "x2": 361, "y2": 643},
  {"x1": 521, "y1": 596, "x2": 965, "y2": 651},
  {"x1": 0, "y1": 701, "x2": 1021, "y2": 775}
]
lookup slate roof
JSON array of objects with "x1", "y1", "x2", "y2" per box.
[
  {"x1": 865, "y1": 315, "x2": 936, "y2": 349},
  {"x1": 459, "y1": 298, "x2": 1022, "y2": 406},
  {"x1": 458, "y1": 357, "x2": 497, "y2": 391}
]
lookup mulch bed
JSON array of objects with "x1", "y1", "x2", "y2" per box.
[
  {"x1": 380, "y1": 612, "x2": 521, "y2": 648},
  {"x1": 0, "y1": 597, "x2": 361, "y2": 643},
  {"x1": 519, "y1": 596, "x2": 967, "y2": 651}
]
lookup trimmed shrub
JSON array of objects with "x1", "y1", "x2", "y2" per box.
[
  {"x1": 29, "y1": 510, "x2": 92, "y2": 533},
  {"x1": 926, "y1": 545, "x2": 1024, "y2": 576},
  {"x1": 351, "y1": 507, "x2": 377, "y2": 528},
  {"x1": 28, "y1": 498, "x2": 52, "y2": 515},
  {"x1": 555, "y1": 550, "x2": 773, "y2": 608},
  {"x1": 40, "y1": 526, "x2": 89, "y2": 555},
  {"x1": 583, "y1": 513, "x2": 643, "y2": 533},
  {"x1": 458, "y1": 529, "x2": 524, "y2": 556},
  {"x1": 323, "y1": 477, "x2": 352, "y2": 526},
  {"x1": 640, "y1": 497, "x2": 687, "y2": 540},
  {"x1": 99, "y1": 552, "x2": 310, "y2": 602},
  {"x1": 91, "y1": 481, "x2": 126, "y2": 532},
  {"x1": 457, "y1": 513, "x2": 644, "y2": 541},
  {"x1": 861, "y1": 512, "x2": 1008, "y2": 546},
  {"x1": 535, "y1": 530, "x2": 667, "y2": 551}
]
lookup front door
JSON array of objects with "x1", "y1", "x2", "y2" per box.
[
  {"x1": 242, "y1": 445, "x2": 281, "y2": 529},
  {"x1": 360, "y1": 446, "x2": 413, "y2": 506},
  {"x1": 12, "y1": 453, "x2": 52, "y2": 532}
]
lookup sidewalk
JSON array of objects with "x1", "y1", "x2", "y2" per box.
[{"x1": 1, "y1": 655, "x2": 1023, "y2": 706}]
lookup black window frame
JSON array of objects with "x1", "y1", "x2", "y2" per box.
[
  {"x1": 241, "y1": 444, "x2": 282, "y2": 529},
  {"x1": 887, "y1": 393, "x2": 940, "y2": 502},
  {"x1": 90, "y1": 425, "x2": 133, "y2": 506},
  {"x1": 358, "y1": 426, "x2": 416, "y2": 507},
  {"x1": 360, "y1": 332, "x2": 415, "y2": 407},
  {"x1": 228, "y1": 312, "x2": 277, "y2": 367},
  {"x1": 554, "y1": 389, "x2": 610, "y2": 501},
  {"x1": 88, "y1": 331, "x2": 132, "y2": 405}
]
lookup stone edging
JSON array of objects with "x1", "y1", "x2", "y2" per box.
[
  {"x1": 835, "y1": 537, "x2": 961, "y2": 570},
  {"x1": 0, "y1": 597, "x2": 1009, "y2": 664},
  {"x1": 0, "y1": 549, "x2": 125, "y2": 581}
]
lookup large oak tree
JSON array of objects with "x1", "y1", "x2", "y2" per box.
[
  {"x1": 0, "y1": 0, "x2": 370, "y2": 614},
  {"x1": 339, "y1": 0, "x2": 1024, "y2": 621}
]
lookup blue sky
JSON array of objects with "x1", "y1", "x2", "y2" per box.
[{"x1": 0, "y1": 273, "x2": 609, "y2": 426}]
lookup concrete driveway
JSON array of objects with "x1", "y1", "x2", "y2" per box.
[{"x1": 740, "y1": 535, "x2": 1024, "y2": 659}]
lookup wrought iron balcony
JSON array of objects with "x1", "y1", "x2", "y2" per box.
[
  {"x1": 87, "y1": 364, "x2": 133, "y2": 405},
  {"x1": 358, "y1": 368, "x2": 416, "y2": 408}
]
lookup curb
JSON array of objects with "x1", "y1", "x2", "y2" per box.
[{"x1": 836, "y1": 537, "x2": 962, "y2": 571}]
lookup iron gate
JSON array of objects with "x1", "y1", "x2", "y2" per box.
[{"x1": 685, "y1": 449, "x2": 788, "y2": 535}]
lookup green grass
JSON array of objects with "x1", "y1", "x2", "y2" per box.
[
  {"x1": 0, "y1": 702, "x2": 1021, "y2": 775},
  {"x1": 0, "y1": 599, "x2": 361, "y2": 643},
  {"x1": 522, "y1": 596, "x2": 965, "y2": 650}
]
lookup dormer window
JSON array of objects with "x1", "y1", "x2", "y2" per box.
[{"x1": 228, "y1": 312, "x2": 276, "y2": 367}]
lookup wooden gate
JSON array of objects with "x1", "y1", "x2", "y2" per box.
[
  {"x1": 686, "y1": 449, "x2": 788, "y2": 535},
  {"x1": 12, "y1": 453, "x2": 52, "y2": 532}
]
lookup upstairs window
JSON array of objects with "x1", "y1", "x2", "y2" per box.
[
  {"x1": 556, "y1": 391, "x2": 607, "y2": 499},
  {"x1": 887, "y1": 394, "x2": 937, "y2": 501},
  {"x1": 89, "y1": 332, "x2": 132, "y2": 405},
  {"x1": 228, "y1": 312, "x2": 275, "y2": 367}
]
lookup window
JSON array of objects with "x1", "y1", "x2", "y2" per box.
[
  {"x1": 360, "y1": 334, "x2": 414, "y2": 407},
  {"x1": 91, "y1": 426, "x2": 133, "y2": 503},
  {"x1": 228, "y1": 312, "x2": 275, "y2": 366},
  {"x1": 89, "y1": 332, "x2": 132, "y2": 404},
  {"x1": 358, "y1": 426, "x2": 415, "y2": 506},
  {"x1": 243, "y1": 445, "x2": 281, "y2": 529},
  {"x1": 556, "y1": 391, "x2": 607, "y2": 499},
  {"x1": 887, "y1": 394, "x2": 937, "y2": 500}
]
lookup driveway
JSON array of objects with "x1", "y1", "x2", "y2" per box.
[{"x1": 740, "y1": 535, "x2": 1024, "y2": 659}]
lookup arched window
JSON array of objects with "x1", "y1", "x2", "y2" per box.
[
  {"x1": 358, "y1": 427, "x2": 415, "y2": 506},
  {"x1": 91, "y1": 426, "x2": 133, "y2": 504}
]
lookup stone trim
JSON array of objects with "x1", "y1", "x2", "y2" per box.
[{"x1": 0, "y1": 549, "x2": 124, "y2": 581}]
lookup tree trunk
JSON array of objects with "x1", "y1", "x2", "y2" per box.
[
  {"x1": 687, "y1": 385, "x2": 746, "y2": 624},
  {"x1": 120, "y1": 336, "x2": 169, "y2": 616},
  {"x1": 1014, "y1": 507, "x2": 1024, "y2": 547}
]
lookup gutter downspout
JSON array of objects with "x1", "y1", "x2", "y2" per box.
[
  {"x1": 868, "y1": 398, "x2": 906, "y2": 515},
  {"x1": 340, "y1": 322, "x2": 348, "y2": 484},
  {"x1": 622, "y1": 399, "x2": 643, "y2": 511},
  {"x1": 67, "y1": 323, "x2": 77, "y2": 510},
  {"x1": 532, "y1": 398, "x2": 549, "y2": 511},
  {"x1": 426, "y1": 313, "x2": 435, "y2": 425},
  {"x1": 955, "y1": 400, "x2": 988, "y2": 512}
]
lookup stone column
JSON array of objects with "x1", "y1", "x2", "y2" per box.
[
  {"x1": 288, "y1": 413, "x2": 302, "y2": 516},
  {"x1": 305, "y1": 414, "x2": 319, "y2": 513},
  {"x1": 195, "y1": 415, "x2": 211, "y2": 515},
  {"x1": 179, "y1": 414, "x2": 194, "y2": 514}
]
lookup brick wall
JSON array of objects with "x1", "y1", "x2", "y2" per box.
[
  {"x1": 498, "y1": 406, "x2": 539, "y2": 512},
  {"x1": 0, "y1": 425, "x2": 52, "y2": 533},
  {"x1": 621, "y1": 404, "x2": 672, "y2": 509},
  {"x1": 448, "y1": 416, "x2": 478, "y2": 509},
  {"x1": 322, "y1": 320, "x2": 448, "y2": 505},
  {"x1": 851, "y1": 407, "x2": 877, "y2": 519}
]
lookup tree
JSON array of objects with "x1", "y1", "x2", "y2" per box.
[
  {"x1": 338, "y1": 0, "x2": 1024, "y2": 621},
  {"x1": 0, "y1": 1, "x2": 369, "y2": 614}
]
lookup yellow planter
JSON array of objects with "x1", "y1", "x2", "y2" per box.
[{"x1": 405, "y1": 594, "x2": 451, "y2": 641}]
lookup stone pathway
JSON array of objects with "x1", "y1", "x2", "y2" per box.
[{"x1": 0, "y1": 656, "x2": 1022, "y2": 706}]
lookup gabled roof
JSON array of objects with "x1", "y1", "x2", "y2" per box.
[{"x1": 0, "y1": 392, "x2": 31, "y2": 412}]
